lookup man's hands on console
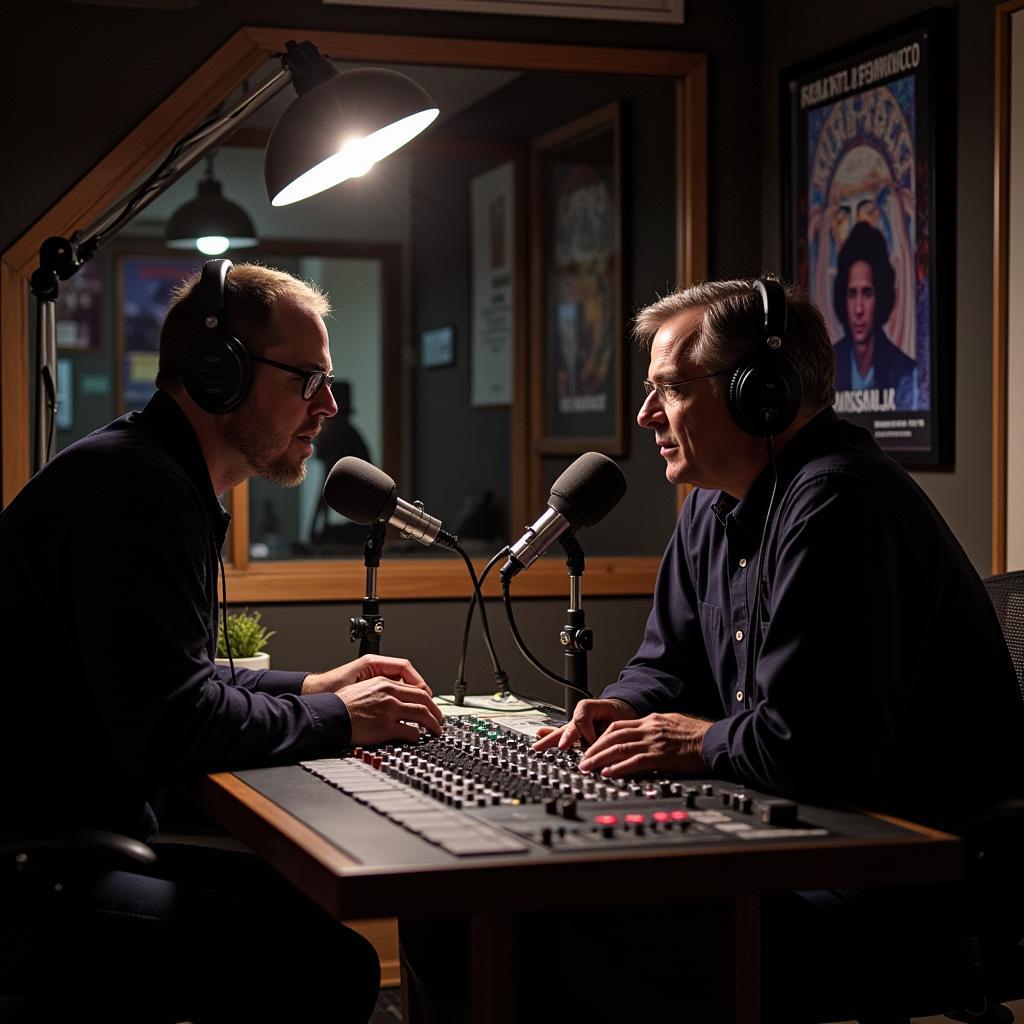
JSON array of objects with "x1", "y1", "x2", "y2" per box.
[
  {"x1": 533, "y1": 698, "x2": 711, "y2": 777},
  {"x1": 302, "y1": 655, "x2": 443, "y2": 745},
  {"x1": 533, "y1": 698, "x2": 637, "y2": 750}
]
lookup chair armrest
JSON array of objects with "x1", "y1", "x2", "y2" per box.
[{"x1": 0, "y1": 828, "x2": 158, "y2": 876}]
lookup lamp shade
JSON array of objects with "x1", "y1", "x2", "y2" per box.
[
  {"x1": 265, "y1": 67, "x2": 439, "y2": 207},
  {"x1": 165, "y1": 176, "x2": 258, "y2": 255}
]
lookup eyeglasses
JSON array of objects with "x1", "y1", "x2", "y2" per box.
[
  {"x1": 250, "y1": 355, "x2": 334, "y2": 400},
  {"x1": 641, "y1": 370, "x2": 729, "y2": 404}
]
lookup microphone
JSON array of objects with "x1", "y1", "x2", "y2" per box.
[
  {"x1": 323, "y1": 457, "x2": 458, "y2": 550},
  {"x1": 501, "y1": 452, "x2": 626, "y2": 579}
]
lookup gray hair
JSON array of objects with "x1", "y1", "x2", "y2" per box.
[{"x1": 632, "y1": 279, "x2": 835, "y2": 415}]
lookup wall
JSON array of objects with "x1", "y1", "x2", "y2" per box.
[
  {"x1": 409, "y1": 72, "x2": 681, "y2": 552},
  {"x1": 761, "y1": 0, "x2": 1000, "y2": 571},
  {"x1": 254, "y1": 595, "x2": 655, "y2": 708}
]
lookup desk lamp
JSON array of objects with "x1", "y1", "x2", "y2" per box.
[{"x1": 30, "y1": 39, "x2": 439, "y2": 471}]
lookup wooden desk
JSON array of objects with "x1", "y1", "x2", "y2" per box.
[{"x1": 204, "y1": 766, "x2": 961, "y2": 1024}]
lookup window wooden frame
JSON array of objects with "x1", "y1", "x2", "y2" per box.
[
  {"x1": 1, "y1": 27, "x2": 707, "y2": 600},
  {"x1": 993, "y1": 0, "x2": 1024, "y2": 572}
]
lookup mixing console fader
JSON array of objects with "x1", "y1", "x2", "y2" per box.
[{"x1": 300, "y1": 715, "x2": 836, "y2": 858}]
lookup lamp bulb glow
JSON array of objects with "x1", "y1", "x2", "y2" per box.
[
  {"x1": 196, "y1": 236, "x2": 231, "y2": 255},
  {"x1": 272, "y1": 108, "x2": 439, "y2": 207},
  {"x1": 338, "y1": 139, "x2": 377, "y2": 179}
]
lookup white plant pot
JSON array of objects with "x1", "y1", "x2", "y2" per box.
[{"x1": 215, "y1": 653, "x2": 270, "y2": 671}]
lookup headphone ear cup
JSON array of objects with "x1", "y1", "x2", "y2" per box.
[
  {"x1": 183, "y1": 333, "x2": 251, "y2": 414},
  {"x1": 727, "y1": 356, "x2": 802, "y2": 437}
]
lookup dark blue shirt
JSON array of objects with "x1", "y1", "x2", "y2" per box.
[
  {"x1": 0, "y1": 391, "x2": 351, "y2": 839},
  {"x1": 605, "y1": 411, "x2": 1024, "y2": 825}
]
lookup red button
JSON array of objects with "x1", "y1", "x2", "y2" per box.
[
  {"x1": 594, "y1": 814, "x2": 618, "y2": 826},
  {"x1": 652, "y1": 811, "x2": 671, "y2": 823},
  {"x1": 625, "y1": 814, "x2": 646, "y2": 824},
  {"x1": 670, "y1": 810, "x2": 689, "y2": 822}
]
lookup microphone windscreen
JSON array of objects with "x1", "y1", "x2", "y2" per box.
[
  {"x1": 323, "y1": 457, "x2": 397, "y2": 524},
  {"x1": 548, "y1": 452, "x2": 627, "y2": 529}
]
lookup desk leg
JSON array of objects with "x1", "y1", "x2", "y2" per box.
[
  {"x1": 733, "y1": 894, "x2": 761, "y2": 1024},
  {"x1": 469, "y1": 911, "x2": 514, "y2": 1024}
]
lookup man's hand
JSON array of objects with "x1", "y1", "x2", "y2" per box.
[
  {"x1": 337, "y1": 676, "x2": 443, "y2": 746},
  {"x1": 576, "y1": 712, "x2": 711, "y2": 778},
  {"x1": 302, "y1": 655, "x2": 431, "y2": 697},
  {"x1": 302, "y1": 655, "x2": 442, "y2": 746},
  {"x1": 532, "y1": 698, "x2": 637, "y2": 752}
]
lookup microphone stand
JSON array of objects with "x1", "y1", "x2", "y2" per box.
[
  {"x1": 350, "y1": 520, "x2": 387, "y2": 656},
  {"x1": 558, "y1": 534, "x2": 592, "y2": 718}
]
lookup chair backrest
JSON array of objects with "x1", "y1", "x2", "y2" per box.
[{"x1": 984, "y1": 570, "x2": 1024, "y2": 703}]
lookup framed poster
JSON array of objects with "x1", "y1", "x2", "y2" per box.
[
  {"x1": 782, "y1": 11, "x2": 953, "y2": 465},
  {"x1": 117, "y1": 255, "x2": 200, "y2": 412},
  {"x1": 470, "y1": 161, "x2": 515, "y2": 406},
  {"x1": 530, "y1": 102, "x2": 625, "y2": 455}
]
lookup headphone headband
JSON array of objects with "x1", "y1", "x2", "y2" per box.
[
  {"x1": 724, "y1": 275, "x2": 801, "y2": 437},
  {"x1": 183, "y1": 258, "x2": 251, "y2": 414},
  {"x1": 199, "y1": 258, "x2": 231, "y2": 325},
  {"x1": 753, "y1": 276, "x2": 787, "y2": 349}
]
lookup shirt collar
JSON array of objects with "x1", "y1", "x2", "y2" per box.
[
  {"x1": 133, "y1": 390, "x2": 232, "y2": 542},
  {"x1": 719, "y1": 408, "x2": 839, "y2": 540}
]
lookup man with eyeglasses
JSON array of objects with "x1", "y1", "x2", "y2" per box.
[
  {"x1": 526, "y1": 279, "x2": 1022, "y2": 1021},
  {"x1": 0, "y1": 262, "x2": 439, "y2": 1023}
]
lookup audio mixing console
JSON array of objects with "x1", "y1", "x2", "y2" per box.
[{"x1": 288, "y1": 714, "x2": 895, "y2": 859}]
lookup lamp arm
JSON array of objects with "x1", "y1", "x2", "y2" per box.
[
  {"x1": 27, "y1": 48, "x2": 306, "y2": 474},
  {"x1": 73, "y1": 63, "x2": 294, "y2": 260}
]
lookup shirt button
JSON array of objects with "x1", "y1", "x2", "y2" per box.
[
  {"x1": 735, "y1": 629, "x2": 744, "y2": 642},
  {"x1": 739, "y1": 558, "x2": 748, "y2": 568},
  {"x1": 735, "y1": 690, "x2": 744, "y2": 702}
]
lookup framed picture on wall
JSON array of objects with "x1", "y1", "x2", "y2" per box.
[
  {"x1": 781, "y1": 10, "x2": 953, "y2": 466},
  {"x1": 530, "y1": 102, "x2": 626, "y2": 456},
  {"x1": 117, "y1": 254, "x2": 200, "y2": 412}
]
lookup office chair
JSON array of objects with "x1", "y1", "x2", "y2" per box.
[
  {"x1": 950, "y1": 569, "x2": 1024, "y2": 1022},
  {"x1": 986, "y1": 570, "x2": 1024, "y2": 703},
  {"x1": 857, "y1": 571, "x2": 1024, "y2": 1024},
  {"x1": 0, "y1": 828, "x2": 157, "y2": 1020}
]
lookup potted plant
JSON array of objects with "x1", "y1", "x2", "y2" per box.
[{"x1": 215, "y1": 608, "x2": 276, "y2": 671}]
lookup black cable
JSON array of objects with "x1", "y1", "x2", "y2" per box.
[
  {"x1": 453, "y1": 546, "x2": 508, "y2": 702},
  {"x1": 448, "y1": 546, "x2": 556, "y2": 713},
  {"x1": 744, "y1": 434, "x2": 779, "y2": 710},
  {"x1": 217, "y1": 548, "x2": 236, "y2": 687},
  {"x1": 500, "y1": 575, "x2": 591, "y2": 698},
  {"x1": 90, "y1": 90, "x2": 264, "y2": 250}
]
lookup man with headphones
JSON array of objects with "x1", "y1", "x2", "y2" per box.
[
  {"x1": 531, "y1": 277, "x2": 1022, "y2": 1020},
  {"x1": 0, "y1": 259, "x2": 441, "y2": 1022}
]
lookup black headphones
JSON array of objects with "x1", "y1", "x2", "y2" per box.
[
  {"x1": 183, "y1": 259, "x2": 252, "y2": 414},
  {"x1": 725, "y1": 275, "x2": 802, "y2": 437}
]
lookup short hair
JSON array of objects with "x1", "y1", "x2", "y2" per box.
[
  {"x1": 156, "y1": 262, "x2": 330, "y2": 389},
  {"x1": 832, "y1": 221, "x2": 896, "y2": 332},
  {"x1": 632, "y1": 279, "x2": 836, "y2": 416}
]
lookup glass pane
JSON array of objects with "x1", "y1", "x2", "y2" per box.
[{"x1": 249, "y1": 256, "x2": 384, "y2": 561}]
